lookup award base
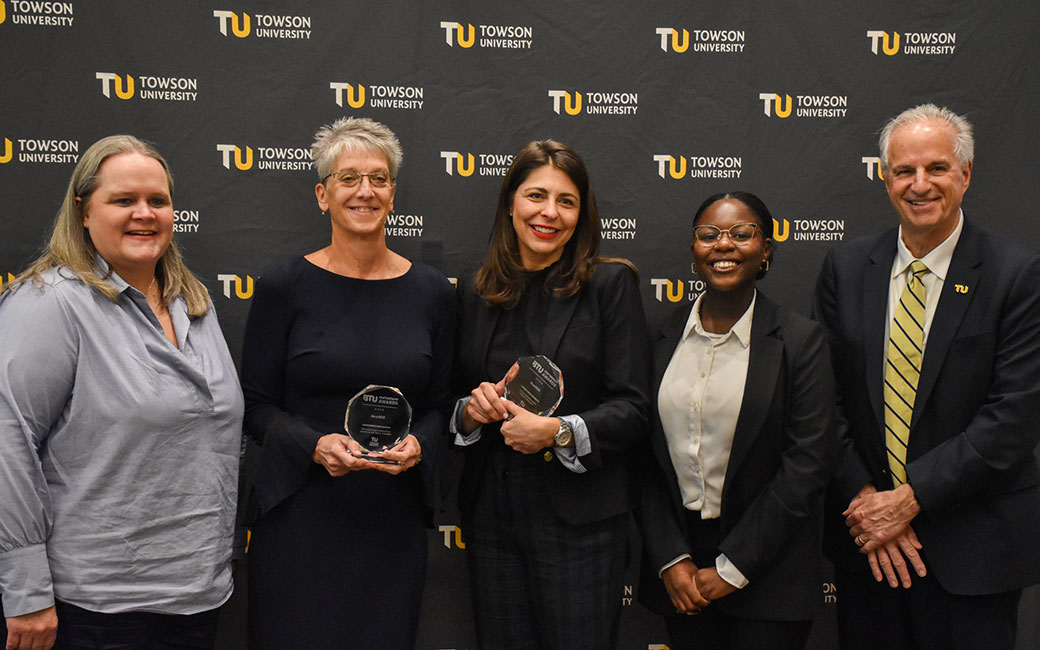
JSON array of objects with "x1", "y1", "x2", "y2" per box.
[{"x1": 358, "y1": 451, "x2": 402, "y2": 465}]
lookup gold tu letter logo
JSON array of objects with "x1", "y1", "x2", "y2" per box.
[
  {"x1": 456, "y1": 153, "x2": 474, "y2": 176},
  {"x1": 346, "y1": 83, "x2": 365, "y2": 109},
  {"x1": 457, "y1": 23, "x2": 475, "y2": 47}
]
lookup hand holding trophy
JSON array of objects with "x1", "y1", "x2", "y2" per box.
[
  {"x1": 344, "y1": 385, "x2": 412, "y2": 464},
  {"x1": 504, "y1": 355, "x2": 564, "y2": 417}
]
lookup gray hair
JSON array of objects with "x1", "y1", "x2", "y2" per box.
[
  {"x1": 310, "y1": 117, "x2": 403, "y2": 182},
  {"x1": 879, "y1": 104, "x2": 974, "y2": 173}
]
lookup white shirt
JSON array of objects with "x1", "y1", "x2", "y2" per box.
[
  {"x1": 886, "y1": 211, "x2": 964, "y2": 352},
  {"x1": 657, "y1": 291, "x2": 755, "y2": 589}
]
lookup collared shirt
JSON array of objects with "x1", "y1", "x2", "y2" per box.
[
  {"x1": 657, "y1": 292, "x2": 756, "y2": 589},
  {"x1": 0, "y1": 264, "x2": 243, "y2": 617},
  {"x1": 886, "y1": 211, "x2": 964, "y2": 350}
]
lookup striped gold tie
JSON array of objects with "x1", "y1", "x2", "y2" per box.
[{"x1": 884, "y1": 261, "x2": 928, "y2": 486}]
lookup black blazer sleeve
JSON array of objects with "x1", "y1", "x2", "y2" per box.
[
  {"x1": 570, "y1": 262, "x2": 651, "y2": 470},
  {"x1": 717, "y1": 313, "x2": 836, "y2": 582}
]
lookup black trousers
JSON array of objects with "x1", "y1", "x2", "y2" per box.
[
  {"x1": 51, "y1": 601, "x2": 219, "y2": 650},
  {"x1": 835, "y1": 565, "x2": 1020, "y2": 650}
]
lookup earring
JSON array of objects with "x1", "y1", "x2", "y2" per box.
[
  {"x1": 761, "y1": 260, "x2": 770, "y2": 272},
  {"x1": 690, "y1": 262, "x2": 698, "y2": 275}
]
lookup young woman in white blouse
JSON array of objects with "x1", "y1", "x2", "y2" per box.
[{"x1": 638, "y1": 191, "x2": 836, "y2": 650}]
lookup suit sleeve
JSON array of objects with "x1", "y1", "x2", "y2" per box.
[
  {"x1": 637, "y1": 448, "x2": 693, "y2": 574},
  {"x1": 575, "y1": 264, "x2": 652, "y2": 471},
  {"x1": 405, "y1": 275, "x2": 455, "y2": 520},
  {"x1": 240, "y1": 267, "x2": 325, "y2": 517},
  {"x1": 0, "y1": 285, "x2": 78, "y2": 616},
  {"x1": 717, "y1": 321, "x2": 837, "y2": 580},
  {"x1": 811, "y1": 249, "x2": 874, "y2": 501},
  {"x1": 908, "y1": 253, "x2": 1040, "y2": 514}
]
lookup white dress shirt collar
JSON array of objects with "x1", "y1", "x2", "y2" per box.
[
  {"x1": 684, "y1": 290, "x2": 756, "y2": 348},
  {"x1": 894, "y1": 210, "x2": 964, "y2": 282}
]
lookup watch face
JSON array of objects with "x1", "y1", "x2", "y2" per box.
[{"x1": 555, "y1": 422, "x2": 573, "y2": 447}]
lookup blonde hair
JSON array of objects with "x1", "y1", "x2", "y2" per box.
[{"x1": 3, "y1": 134, "x2": 211, "y2": 316}]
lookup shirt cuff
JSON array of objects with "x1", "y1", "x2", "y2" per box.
[
  {"x1": 451, "y1": 396, "x2": 482, "y2": 447},
  {"x1": 658, "y1": 553, "x2": 692, "y2": 578},
  {"x1": 553, "y1": 414, "x2": 588, "y2": 474},
  {"x1": 0, "y1": 543, "x2": 55, "y2": 617},
  {"x1": 716, "y1": 553, "x2": 749, "y2": 589}
]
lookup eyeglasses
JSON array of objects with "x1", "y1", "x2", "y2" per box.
[
  {"x1": 321, "y1": 170, "x2": 394, "y2": 188},
  {"x1": 693, "y1": 222, "x2": 761, "y2": 245}
]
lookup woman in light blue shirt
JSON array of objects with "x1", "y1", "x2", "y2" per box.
[{"x1": 0, "y1": 135, "x2": 243, "y2": 650}]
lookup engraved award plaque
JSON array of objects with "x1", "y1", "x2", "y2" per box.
[
  {"x1": 504, "y1": 355, "x2": 564, "y2": 416},
  {"x1": 344, "y1": 385, "x2": 412, "y2": 463}
]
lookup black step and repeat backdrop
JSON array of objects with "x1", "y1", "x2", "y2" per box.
[{"x1": 3, "y1": 1, "x2": 1039, "y2": 648}]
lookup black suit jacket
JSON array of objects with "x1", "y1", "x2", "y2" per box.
[
  {"x1": 638, "y1": 292, "x2": 836, "y2": 621},
  {"x1": 454, "y1": 262, "x2": 651, "y2": 525},
  {"x1": 812, "y1": 220, "x2": 1040, "y2": 595}
]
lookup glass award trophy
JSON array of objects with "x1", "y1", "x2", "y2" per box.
[
  {"x1": 344, "y1": 385, "x2": 412, "y2": 463},
  {"x1": 504, "y1": 355, "x2": 564, "y2": 416}
]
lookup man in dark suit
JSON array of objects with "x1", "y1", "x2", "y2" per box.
[{"x1": 813, "y1": 104, "x2": 1040, "y2": 650}]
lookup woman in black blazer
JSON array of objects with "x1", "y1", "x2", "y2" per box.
[
  {"x1": 453, "y1": 140, "x2": 651, "y2": 650},
  {"x1": 638, "y1": 192, "x2": 836, "y2": 650}
]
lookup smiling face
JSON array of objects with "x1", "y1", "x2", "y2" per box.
[
  {"x1": 79, "y1": 152, "x2": 174, "y2": 283},
  {"x1": 315, "y1": 147, "x2": 396, "y2": 239},
  {"x1": 510, "y1": 164, "x2": 581, "y2": 270},
  {"x1": 692, "y1": 198, "x2": 771, "y2": 295},
  {"x1": 883, "y1": 119, "x2": 971, "y2": 255}
]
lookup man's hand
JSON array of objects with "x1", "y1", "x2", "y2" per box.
[
  {"x1": 866, "y1": 525, "x2": 927, "y2": 588},
  {"x1": 844, "y1": 483, "x2": 921, "y2": 550}
]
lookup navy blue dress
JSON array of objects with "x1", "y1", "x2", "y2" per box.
[{"x1": 242, "y1": 256, "x2": 454, "y2": 650}]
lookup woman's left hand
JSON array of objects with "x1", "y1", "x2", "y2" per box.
[
  {"x1": 499, "y1": 400, "x2": 558, "y2": 454},
  {"x1": 694, "y1": 567, "x2": 737, "y2": 601},
  {"x1": 372, "y1": 434, "x2": 423, "y2": 474}
]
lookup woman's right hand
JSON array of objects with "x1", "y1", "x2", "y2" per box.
[
  {"x1": 5, "y1": 605, "x2": 57, "y2": 650},
  {"x1": 461, "y1": 363, "x2": 519, "y2": 433},
  {"x1": 312, "y1": 434, "x2": 377, "y2": 477},
  {"x1": 662, "y1": 559, "x2": 711, "y2": 615}
]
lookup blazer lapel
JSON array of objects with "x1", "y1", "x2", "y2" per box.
[
  {"x1": 473, "y1": 297, "x2": 501, "y2": 379},
  {"x1": 912, "y1": 221, "x2": 982, "y2": 429},
  {"x1": 864, "y1": 230, "x2": 898, "y2": 439},
  {"x1": 725, "y1": 294, "x2": 783, "y2": 481},
  {"x1": 543, "y1": 290, "x2": 581, "y2": 360}
]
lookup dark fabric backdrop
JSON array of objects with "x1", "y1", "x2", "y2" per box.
[{"x1": 3, "y1": 2, "x2": 1038, "y2": 648}]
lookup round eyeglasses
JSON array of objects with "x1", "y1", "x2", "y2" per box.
[{"x1": 693, "y1": 222, "x2": 761, "y2": 245}]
